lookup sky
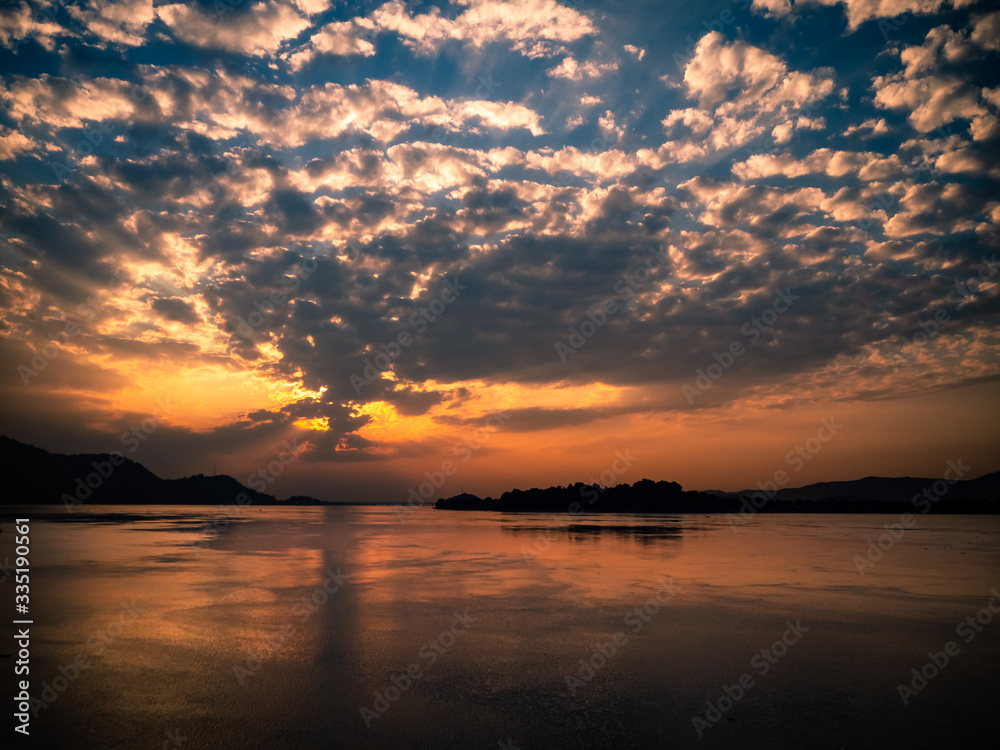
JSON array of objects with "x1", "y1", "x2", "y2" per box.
[{"x1": 0, "y1": 0, "x2": 998, "y2": 503}]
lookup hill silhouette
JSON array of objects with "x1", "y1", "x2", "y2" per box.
[{"x1": 0, "y1": 436, "x2": 323, "y2": 506}]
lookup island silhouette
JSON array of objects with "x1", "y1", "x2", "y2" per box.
[{"x1": 432, "y1": 474, "x2": 999, "y2": 514}]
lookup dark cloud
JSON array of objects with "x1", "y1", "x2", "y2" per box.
[{"x1": 151, "y1": 296, "x2": 201, "y2": 324}]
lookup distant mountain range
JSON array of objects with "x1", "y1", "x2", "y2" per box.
[
  {"x1": 435, "y1": 471, "x2": 1000, "y2": 514},
  {"x1": 704, "y1": 472, "x2": 1000, "y2": 503},
  {"x1": 0, "y1": 436, "x2": 325, "y2": 506}
]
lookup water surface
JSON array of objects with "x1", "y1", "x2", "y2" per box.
[{"x1": 2, "y1": 506, "x2": 997, "y2": 749}]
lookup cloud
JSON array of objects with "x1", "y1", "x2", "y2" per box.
[
  {"x1": 659, "y1": 31, "x2": 834, "y2": 162},
  {"x1": 679, "y1": 176, "x2": 829, "y2": 237},
  {"x1": 546, "y1": 56, "x2": 618, "y2": 80},
  {"x1": 157, "y1": 1, "x2": 312, "y2": 57},
  {"x1": 0, "y1": 126, "x2": 35, "y2": 159},
  {"x1": 872, "y1": 20, "x2": 999, "y2": 138},
  {"x1": 732, "y1": 148, "x2": 904, "y2": 181},
  {"x1": 624, "y1": 43, "x2": 645, "y2": 60},
  {"x1": 881, "y1": 181, "x2": 992, "y2": 237},
  {"x1": 463, "y1": 406, "x2": 614, "y2": 432},
  {"x1": 934, "y1": 145, "x2": 990, "y2": 174},
  {"x1": 289, "y1": 0, "x2": 331, "y2": 13},
  {"x1": 658, "y1": 33, "x2": 835, "y2": 161},
  {"x1": 874, "y1": 73, "x2": 995, "y2": 136},
  {"x1": 268, "y1": 79, "x2": 545, "y2": 145},
  {"x1": 521, "y1": 146, "x2": 643, "y2": 184},
  {"x1": 683, "y1": 32, "x2": 833, "y2": 114},
  {"x1": 598, "y1": 110, "x2": 624, "y2": 140},
  {"x1": 68, "y1": 0, "x2": 155, "y2": 47},
  {"x1": 772, "y1": 116, "x2": 825, "y2": 144},
  {"x1": 971, "y1": 10, "x2": 1000, "y2": 50},
  {"x1": 1, "y1": 73, "x2": 140, "y2": 130},
  {"x1": 752, "y1": 0, "x2": 978, "y2": 31},
  {"x1": 0, "y1": 2, "x2": 63, "y2": 50},
  {"x1": 369, "y1": 0, "x2": 596, "y2": 57},
  {"x1": 151, "y1": 296, "x2": 203, "y2": 325},
  {"x1": 286, "y1": 18, "x2": 376, "y2": 69},
  {"x1": 2, "y1": 71, "x2": 545, "y2": 154},
  {"x1": 843, "y1": 117, "x2": 891, "y2": 137}
]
